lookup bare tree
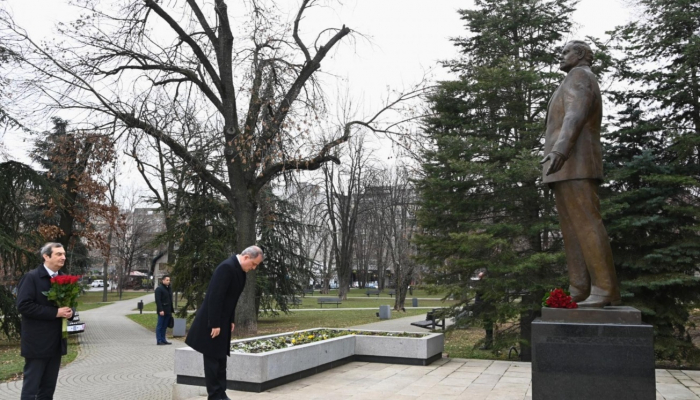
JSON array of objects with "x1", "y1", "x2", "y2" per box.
[
  {"x1": 284, "y1": 179, "x2": 327, "y2": 291},
  {"x1": 377, "y1": 165, "x2": 419, "y2": 310},
  {"x1": 322, "y1": 135, "x2": 374, "y2": 299},
  {"x1": 0, "y1": 1, "x2": 424, "y2": 334}
]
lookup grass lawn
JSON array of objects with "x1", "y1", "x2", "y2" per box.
[
  {"x1": 292, "y1": 296, "x2": 455, "y2": 309},
  {"x1": 443, "y1": 328, "x2": 512, "y2": 361},
  {"x1": 0, "y1": 336, "x2": 79, "y2": 382},
  {"x1": 140, "y1": 299, "x2": 195, "y2": 312},
  {"x1": 127, "y1": 308, "x2": 429, "y2": 339},
  {"x1": 138, "y1": 291, "x2": 453, "y2": 312},
  {"x1": 127, "y1": 306, "x2": 511, "y2": 363},
  {"x1": 78, "y1": 291, "x2": 147, "y2": 311},
  {"x1": 139, "y1": 297, "x2": 454, "y2": 312}
]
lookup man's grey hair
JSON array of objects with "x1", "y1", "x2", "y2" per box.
[
  {"x1": 40, "y1": 242, "x2": 64, "y2": 258},
  {"x1": 241, "y1": 245, "x2": 263, "y2": 260},
  {"x1": 567, "y1": 40, "x2": 594, "y2": 65}
]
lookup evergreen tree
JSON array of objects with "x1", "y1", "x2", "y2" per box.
[
  {"x1": 602, "y1": 0, "x2": 700, "y2": 362},
  {"x1": 0, "y1": 161, "x2": 50, "y2": 337},
  {"x1": 169, "y1": 177, "x2": 238, "y2": 318},
  {"x1": 256, "y1": 186, "x2": 311, "y2": 316},
  {"x1": 415, "y1": 0, "x2": 576, "y2": 360}
]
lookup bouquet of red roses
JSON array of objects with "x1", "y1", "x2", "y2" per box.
[
  {"x1": 42, "y1": 275, "x2": 82, "y2": 338},
  {"x1": 542, "y1": 288, "x2": 578, "y2": 309}
]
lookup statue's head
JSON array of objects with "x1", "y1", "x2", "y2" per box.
[{"x1": 559, "y1": 40, "x2": 593, "y2": 72}]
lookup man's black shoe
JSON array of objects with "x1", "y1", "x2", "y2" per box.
[
  {"x1": 157, "y1": 342, "x2": 166, "y2": 345},
  {"x1": 163, "y1": 341, "x2": 172, "y2": 345}
]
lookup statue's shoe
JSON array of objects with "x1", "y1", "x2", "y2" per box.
[{"x1": 577, "y1": 294, "x2": 622, "y2": 308}]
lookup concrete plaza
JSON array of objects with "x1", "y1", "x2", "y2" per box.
[{"x1": 0, "y1": 294, "x2": 697, "y2": 400}]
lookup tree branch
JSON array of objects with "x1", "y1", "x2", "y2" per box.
[
  {"x1": 144, "y1": 0, "x2": 223, "y2": 95},
  {"x1": 186, "y1": 0, "x2": 219, "y2": 48},
  {"x1": 293, "y1": 0, "x2": 312, "y2": 62},
  {"x1": 270, "y1": 19, "x2": 351, "y2": 136},
  {"x1": 114, "y1": 110, "x2": 235, "y2": 205}
]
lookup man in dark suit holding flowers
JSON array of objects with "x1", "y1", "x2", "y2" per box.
[
  {"x1": 16, "y1": 242, "x2": 74, "y2": 400},
  {"x1": 185, "y1": 246, "x2": 263, "y2": 400}
]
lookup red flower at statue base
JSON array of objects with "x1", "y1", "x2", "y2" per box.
[{"x1": 542, "y1": 288, "x2": 578, "y2": 309}]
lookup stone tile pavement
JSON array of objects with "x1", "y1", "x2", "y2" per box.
[
  {"x1": 183, "y1": 313, "x2": 700, "y2": 400},
  {"x1": 183, "y1": 358, "x2": 700, "y2": 400},
  {"x1": 1, "y1": 296, "x2": 698, "y2": 400},
  {"x1": 0, "y1": 293, "x2": 186, "y2": 400}
]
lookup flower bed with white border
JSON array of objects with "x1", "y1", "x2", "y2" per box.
[{"x1": 173, "y1": 327, "x2": 444, "y2": 398}]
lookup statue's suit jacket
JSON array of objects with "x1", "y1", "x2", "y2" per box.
[{"x1": 542, "y1": 65, "x2": 603, "y2": 184}]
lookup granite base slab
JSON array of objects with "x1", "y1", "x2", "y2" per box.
[{"x1": 532, "y1": 310, "x2": 655, "y2": 400}]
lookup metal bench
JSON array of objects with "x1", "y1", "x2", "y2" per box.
[
  {"x1": 388, "y1": 290, "x2": 396, "y2": 297},
  {"x1": 303, "y1": 288, "x2": 314, "y2": 296},
  {"x1": 410, "y1": 309, "x2": 446, "y2": 330},
  {"x1": 365, "y1": 289, "x2": 381, "y2": 297},
  {"x1": 317, "y1": 297, "x2": 342, "y2": 308}
]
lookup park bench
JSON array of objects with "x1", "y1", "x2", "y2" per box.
[
  {"x1": 303, "y1": 288, "x2": 314, "y2": 296},
  {"x1": 410, "y1": 308, "x2": 446, "y2": 331},
  {"x1": 365, "y1": 289, "x2": 381, "y2": 297},
  {"x1": 317, "y1": 297, "x2": 342, "y2": 308},
  {"x1": 388, "y1": 290, "x2": 396, "y2": 297}
]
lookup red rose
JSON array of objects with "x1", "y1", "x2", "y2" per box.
[{"x1": 544, "y1": 288, "x2": 577, "y2": 309}]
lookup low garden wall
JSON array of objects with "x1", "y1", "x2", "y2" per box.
[{"x1": 172, "y1": 328, "x2": 444, "y2": 398}]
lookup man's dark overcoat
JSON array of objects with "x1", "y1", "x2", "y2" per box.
[
  {"x1": 16, "y1": 266, "x2": 68, "y2": 358},
  {"x1": 185, "y1": 255, "x2": 246, "y2": 358},
  {"x1": 155, "y1": 283, "x2": 174, "y2": 315}
]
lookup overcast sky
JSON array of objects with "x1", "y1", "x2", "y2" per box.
[{"x1": 2, "y1": 0, "x2": 632, "y2": 196}]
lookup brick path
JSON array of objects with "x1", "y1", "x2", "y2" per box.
[{"x1": 0, "y1": 294, "x2": 185, "y2": 400}]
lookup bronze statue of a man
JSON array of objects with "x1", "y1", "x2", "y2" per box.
[{"x1": 540, "y1": 40, "x2": 620, "y2": 308}]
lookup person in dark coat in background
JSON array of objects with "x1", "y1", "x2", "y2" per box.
[
  {"x1": 474, "y1": 272, "x2": 494, "y2": 350},
  {"x1": 185, "y1": 246, "x2": 263, "y2": 400},
  {"x1": 16, "y1": 242, "x2": 74, "y2": 400},
  {"x1": 155, "y1": 275, "x2": 174, "y2": 345}
]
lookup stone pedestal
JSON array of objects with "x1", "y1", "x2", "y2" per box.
[{"x1": 532, "y1": 306, "x2": 655, "y2": 400}]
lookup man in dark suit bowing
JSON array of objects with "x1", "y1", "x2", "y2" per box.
[
  {"x1": 16, "y1": 242, "x2": 74, "y2": 400},
  {"x1": 185, "y1": 246, "x2": 263, "y2": 400}
]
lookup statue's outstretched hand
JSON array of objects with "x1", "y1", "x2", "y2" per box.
[{"x1": 540, "y1": 152, "x2": 566, "y2": 176}]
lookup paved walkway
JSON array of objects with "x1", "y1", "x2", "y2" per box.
[
  {"x1": 0, "y1": 294, "x2": 186, "y2": 400},
  {"x1": 182, "y1": 357, "x2": 700, "y2": 400},
  {"x1": 1, "y1": 299, "x2": 699, "y2": 400},
  {"x1": 350, "y1": 312, "x2": 454, "y2": 332}
]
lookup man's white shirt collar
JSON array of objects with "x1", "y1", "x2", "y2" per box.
[{"x1": 43, "y1": 265, "x2": 57, "y2": 278}]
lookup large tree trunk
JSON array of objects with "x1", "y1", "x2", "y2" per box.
[
  {"x1": 393, "y1": 263, "x2": 406, "y2": 311},
  {"x1": 337, "y1": 254, "x2": 352, "y2": 300},
  {"x1": 101, "y1": 228, "x2": 113, "y2": 302},
  {"x1": 234, "y1": 200, "x2": 258, "y2": 336}
]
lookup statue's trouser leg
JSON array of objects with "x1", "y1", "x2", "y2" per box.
[
  {"x1": 553, "y1": 181, "x2": 591, "y2": 301},
  {"x1": 553, "y1": 179, "x2": 619, "y2": 302}
]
